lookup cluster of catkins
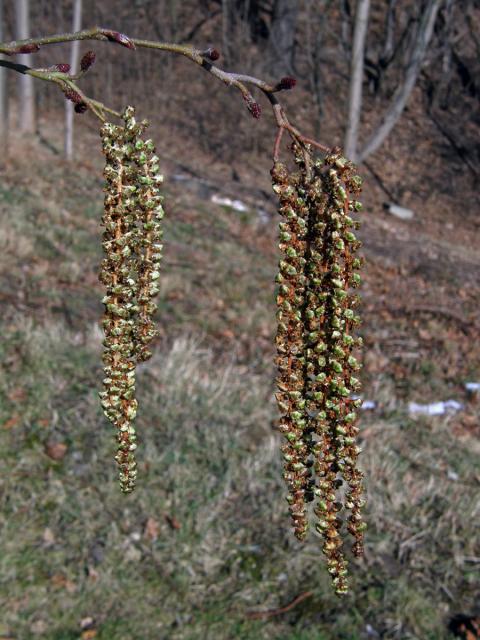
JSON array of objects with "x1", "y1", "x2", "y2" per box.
[
  {"x1": 272, "y1": 145, "x2": 365, "y2": 595},
  {"x1": 99, "y1": 106, "x2": 164, "y2": 493}
]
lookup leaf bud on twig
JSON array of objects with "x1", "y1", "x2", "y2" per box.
[
  {"x1": 276, "y1": 76, "x2": 297, "y2": 91},
  {"x1": 202, "y1": 46, "x2": 220, "y2": 61},
  {"x1": 55, "y1": 63, "x2": 71, "y2": 73},
  {"x1": 63, "y1": 87, "x2": 84, "y2": 104},
  {"x1": 101, "y1": 30, "x2": 136, "y2": 50},
  {"x1": 74, "y1": 102, "x2": 88, "y2": 114},
  {"x1": 244, "y1": 95, "x2": 261, "y2": 119},
  {"x1": 80, "y1": 50, "x2": 96, "y2": 72},
  {"x1": 13, "y1": 43, "x2": 40, "y2": 55}
]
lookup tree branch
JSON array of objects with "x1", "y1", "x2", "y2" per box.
[{"x1": 0, "y1": 26, "x2": 329, "y2": 163}]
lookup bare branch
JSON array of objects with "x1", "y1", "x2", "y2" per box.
[{"x1": 0, "y1": 26, "x2": 332, "y2": 163}]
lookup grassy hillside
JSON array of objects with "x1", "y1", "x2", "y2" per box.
[{"x1": 0, "y1": 128, "x2": 479, "y2": 640}]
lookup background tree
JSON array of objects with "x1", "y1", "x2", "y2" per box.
[
  {"x1": 15, "y1": 0, "x2": 35, "y2": 133},
  {"x1": 0, "y1": 0, "x2": 8, "y2": 157},
  {"x1": 64, "y1": 0, "x2": 82, "y2": 161},
  {"x1": 344, "y1": 0, "x2": 442, "y2": 162},
  {"x1": 268, "y1": 0, "x2": 298, "y2": 75},
  {"x1": 344, "y1": 0, "x2": 370, "y2": 161}
]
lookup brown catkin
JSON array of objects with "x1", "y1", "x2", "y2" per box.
[
  {"x1": 272, "y1": 144, "x2": 365, "y2": 595},
  {"x1": 272, "y1": 161, "x2": 313, "y2": 541}
]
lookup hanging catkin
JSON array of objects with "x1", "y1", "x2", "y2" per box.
[
  {"x1": 99, "y1": 106, "x2": 164, "y2": 493},
  {"x1": 272, "y1": 145, "x2": 365, "y2": 595},
  {"x1": 272, "y1": 161, "x2": 313, "y2": 541}
]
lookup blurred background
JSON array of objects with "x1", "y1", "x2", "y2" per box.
[{"x1": 0, "y1": 1, "x2": 479, "y2": 639}]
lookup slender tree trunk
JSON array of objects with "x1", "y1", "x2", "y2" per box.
[
  {"x1": 344, "y1": 0, "x2": 370, "y2": 161},
  {"x1": 382, "y1": 0, "x2": 398, "y2": 64},
  {"x1": 221, "y1": 0, "x2": 234, "y2": 64},
  {"x1": 15, "y1": 0, "x2": 35, "y2": 133},
  {"x1": 358, "y1": 0, "x2": 441, "y2": 161},
  {"x1": 305, "y1": 0, "x2": 332, "y2": 136},
  {"x1": 0, "y1": 0, "x2": 9, "y2": 158},
  {"x1": 340, "y1": 0, "x2": 352, "y2": 60},
  {"x1": 269, "y1": 0, "x2": 299, "y2": 75},
  {"x1": 433, "y1": 0, "x2": 454, "y2": 109},
  {"x1": 64, "y1": 0, "x2": 82, "y2": 161}
]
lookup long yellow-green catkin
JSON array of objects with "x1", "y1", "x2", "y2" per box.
[
  {"x1": 99, "y1": 106, "x2": 164, "y2": 493},
  {"x1": 131, "y1": 133, "x2": 165, "y2": 363}
]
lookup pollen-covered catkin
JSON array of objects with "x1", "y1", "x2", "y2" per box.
[
  {"x1": 99, "y1": 106, "x2": 164, "y2": 493},
  {"x1": 271, "y1": 161, "x2": 313, "y2": 541},
  {"x1": 131, "y1": 135, "x2": 165, "y2": 363},
  {"x1": 272, "y1": 145, "x2": 365, "y2": 595}
]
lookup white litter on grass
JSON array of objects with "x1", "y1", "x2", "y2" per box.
[
  {"x1": 211, "y1": 194, "x2": 248, "y2": 212},
  {"x1": 385, "y1": 202, "x2": 414, "y2": 220},
  {"x1": 465, "y1": 382, "x2": 480, "y2": 392},
  {"x1": 408, "y1": 400, "x2": 463, "y2": 416},
  {"x1": 447, "y1": 469, "x2": 459, "y2": 481}
]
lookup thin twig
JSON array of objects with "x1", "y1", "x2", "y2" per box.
[{"x1": 0, "y1": 27, "x2": 331, "y2": 160}]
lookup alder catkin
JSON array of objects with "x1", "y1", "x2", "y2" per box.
[
  {"x1": 272, "y1": 161, "x2": 313, "y2": 541},
  {"x1": 99, "y1": 106, "x2": 164, "y2": 493},
  {"x1": 272, "y1": 144, "x2": 365, "y2": 595}
]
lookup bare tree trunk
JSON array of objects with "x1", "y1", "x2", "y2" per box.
[
  {"x1": 344, "y1": 0, "x2": 370, "y2": 161},
  {"x1": 358, "y1": 0, "x2": 441, "y2": 161},
  {"x1": 0, "y1": 0, "x2": 9, "y2": 158},
  {"x1": 64, "y1": 0, "x2": 82, "y2": 161},
  {"x1": 340, "y1": 0, "x2": 352, "y2": 60},
  {"x1": 269, "y1": 0, "x2": 299, "y2": 75},
  {"x1": 221, "y1": 0, "x2": 234, "y2": 64},
  {"x1": 305, "y1": 0, "x2": 333, "y2": 136},
  {"x1": 382, "y1": 0, "x2": 398, "y2": 64},
  {"x1": 433, "y1": 0, "x2": 454, "y2": 109},
  {"x1": 15, "y1": 0, "x2": 35, "y2": 133}
]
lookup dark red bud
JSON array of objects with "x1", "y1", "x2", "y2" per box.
[
  {"x1": 15, "y1": 43, "x2": 40, "y2": 54},
  {"x1": 74, "y1": 102, "x2": 88, "y2": 114},
  {"x1": 206, "y1": 47, "x2": 220, "y2": 61},
  {"x1": 102, "y1": 30, "x2": 136, "y2": 50},
  {"x1": 250, "y1": 102, "x2": 261, "y2": 118},
  {"x1": 64, "y1": 87, "x2": 84, "y2": 104},
  {"x1": 80, "y1": 50, "x2": 96, "y2": 72},
  {"x1": 55, "y1": 63, "x2": 71, "y2": 73},
  {"x1": 244, "y1": 96, "x2": 261, "y2": 119},
  {"x1": 277, "y1": 76, "x2": 297, "y2": 91}
]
